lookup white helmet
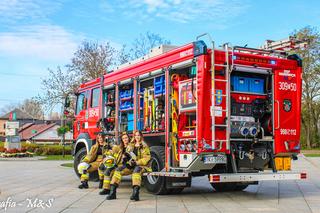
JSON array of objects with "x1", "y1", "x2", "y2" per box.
[{"x1": 78, "y1": 162, "x2": 90, "y2": 174}]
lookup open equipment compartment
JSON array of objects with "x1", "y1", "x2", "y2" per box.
[{"x1": 229, "y1": 66, "x2": 274, "y2": 172}]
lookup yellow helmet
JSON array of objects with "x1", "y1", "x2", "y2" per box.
[{"x1": 103, "y1": 156, "x2": 115, "y2": 168}]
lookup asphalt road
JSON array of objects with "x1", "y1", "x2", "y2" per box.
[{"x1": 0, "y1": 155, "x2": 319, "y2": 213}]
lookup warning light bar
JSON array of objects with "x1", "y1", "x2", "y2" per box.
[{"x1": 233, "y1": 55, "x2": 276, "y2": 65}]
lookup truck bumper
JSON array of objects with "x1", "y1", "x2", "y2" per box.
[{"x1": 209, "y1": 171, "x2": 307, "y2": 183}]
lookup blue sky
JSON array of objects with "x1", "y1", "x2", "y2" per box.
[{"x1": 0, "y1": 0, "x2": 319, "y2": 114}]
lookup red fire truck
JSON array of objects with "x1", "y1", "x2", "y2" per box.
[{"x1": 71, "y1": 34, "x2": 306, "y2": 194}]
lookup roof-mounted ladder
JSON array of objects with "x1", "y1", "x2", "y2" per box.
[
  {"x1": 196, "y1": 33, "x2": 231, "y2": 152},
  {"x1": 210, "y1": 43, "x2": 231, "y2": 151}
]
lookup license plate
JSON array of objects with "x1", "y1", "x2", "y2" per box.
[{"x1": 204, "y1": 154, "x2": 227, "y2": 164}]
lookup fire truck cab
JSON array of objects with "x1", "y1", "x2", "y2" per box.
[{"x1": 72, "y1": 36, "x2": 306, "y2": 194}]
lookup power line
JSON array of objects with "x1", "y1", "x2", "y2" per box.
[
  {"x1": 0, "y1": 98, "x2": 24, "y2": 102},
  {"x1": 0, "y1": 72, "x2": 46, "y2": 77}
]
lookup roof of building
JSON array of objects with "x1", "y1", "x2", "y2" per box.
[
  {"x1": 0, "y1": 108, "x2": 35, "y2": 120},
  {"x1": 19, "y1": 123, "x2": 57, "y2": 140},
  {"x1": 19, "y1": 122, "x2": 34, "y2": 132}
]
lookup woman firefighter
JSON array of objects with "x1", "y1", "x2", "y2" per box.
[
  {"x1": 77, "y1": 132, "x2": 112, "y2": 189},
  {"x1": 107, "y1": 130, "x2": 151, "y2": 201},
  {"x1": 98, "y1": 132, "x2": 133, "y2": 195}
]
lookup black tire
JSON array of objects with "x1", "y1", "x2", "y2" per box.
[
  {"x1": 74, "y1": 147, "x2": 86, "y2": 178},
  {"x1": 73, "y1": 147, "x2": 98, "y2": 181},
  {"x1": 143, "y1": 146, "x2": 169, "y2": 195}
]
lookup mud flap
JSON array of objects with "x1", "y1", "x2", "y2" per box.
[{"x1": 165, "y1": 176, "x2": 191, "y2": 189}]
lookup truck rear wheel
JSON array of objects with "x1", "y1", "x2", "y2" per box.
[
  {"x1": 143, "y1": 146, "x2": 169, "y2": 195},
  {"x1": 74, "y1": 147, "x2": 98, "y2": 181}
]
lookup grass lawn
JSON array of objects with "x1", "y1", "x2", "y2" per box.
[
  {"x1": 304, "y1": 153, "x2": 320, "y2": 157},
  {"x1": 40, "y1": 155, "x2": 73, "y2": 160}
]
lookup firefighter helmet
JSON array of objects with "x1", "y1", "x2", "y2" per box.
[
  {"x1": 78, "y1": 162, "x2": 90, "y2": 174},
  {"x1": 103, "y1": 156, "x2": 115, "y2": 168}
]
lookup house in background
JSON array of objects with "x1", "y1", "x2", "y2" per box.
[
  {"x1": 1, "y1": 109, "x2": 72, "y2": 144},
  {"x1": 19, "y1": 122, "x2": 73, "y2": 144},
  {"x1": 0, "y1": 108, "x2": 37, "y2": 140}
]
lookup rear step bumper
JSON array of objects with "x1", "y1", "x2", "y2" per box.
[
  {"x1": 144, "y1": 171, "x2": 189, "y2": 177},
  {"x1": 209, "y1": 171, "x2": 307, "y2": 183}
]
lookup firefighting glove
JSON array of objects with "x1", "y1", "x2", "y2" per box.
[
  {"x1": 99, "y1": 163, "x2": 106, "y2": 171},
  {"x1": 129, "y1": 159, "x2": 136, "y2": 167},
  {"x1": 124, "y1": 152, "x2": 131, "y2": 159}
]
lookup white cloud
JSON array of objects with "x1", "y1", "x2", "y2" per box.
[
  {"x1": 108, "y1": 0, "x2": 248, "y2": 24},
  {"x1": 0, "y1": 25, "x2": 79, "y2": 61},
  {"x1": 143, "y1": 0, "x2": 167, "y2": 12},
  {"x1": 0, "y1": 0, "x2": 63, "y2": 25}
]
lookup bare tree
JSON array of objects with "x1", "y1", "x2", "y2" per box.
[
  {"x1": 117, "y1": 45, "x2": 132, "y2": 65},
  {"x1": 48, "y1": 112, "x2": 61, "y2": 120},
  {"x1": 38, "y1": 32, "x2": 170, "y2": 114},
  {"x1": 0, "y1": 98, "x2": 43, "y2": 119},
  {"x1": 68, "y1": 41, "x2": 116, "y2": 82},
  {"x1": 19, "y1": 98, "x2": 44, "y2": 120},
  {"x1": 0, "y1": 103, "x2": 17, "y2": 116},
  {"x1": 131, "y1": 32, "x2": 171, "y2": 59},
  {"x1": 38, "y1": 66, "x2": 79, "y2": 112}
]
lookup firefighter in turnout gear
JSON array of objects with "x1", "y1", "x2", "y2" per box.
[
  {"x1": 78, "y1": 132, "x2": 111, "y2": 189},
  {"x1": 107, "y1": 130, "x2": 151, "y2": 201},
  {"x1": 99, "y1": 132, "x2": 132, "y2": 195}
]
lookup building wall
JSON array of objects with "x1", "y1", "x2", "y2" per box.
[
  {"x1": 0, "y1": 120, "x2": 7, "y2": 136},
  {"x1": 0, "y1": 119, "x2": 35, "y2": 137},
  {"x1": 32, "y1": 125, "x2": 73, "y2": 141}
]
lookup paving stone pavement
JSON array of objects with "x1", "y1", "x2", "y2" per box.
[{"x1": 0, "y1": 155, "x2": 319, "y2": 213}]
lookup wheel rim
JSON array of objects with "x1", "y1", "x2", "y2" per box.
[
  {"x1": 80, "y1": 154, "x2": 85, "y2": 162},
  {"x1": 147, "y1": 157, "x2": 160, "y2": 184}
]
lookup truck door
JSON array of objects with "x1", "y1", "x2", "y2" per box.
[
  {"x1": 74, "y1": 91, "x2": 89, "y2": 139},
  {"x1": 87, "y1": 87, "x2": 100, "y2": 137},
  {"x1": 274, "y1": 68, "x2": 302, "y2": 154}
]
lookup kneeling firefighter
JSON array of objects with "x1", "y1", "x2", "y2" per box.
[
  {"x1": 108, "y1": 130, "x2": 152, "y2": 201},
  {"x1": 77, "y1": 132, "x2": 112, "y2": 189},
  {"x1": 99, "y1": 132, "x2": 132, "y2": 195}
]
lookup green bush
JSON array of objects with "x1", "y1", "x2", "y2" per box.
[
  {"x1": 57, "y1": 125, "x2": 71, "y2": 136},
  {"x1": 21, "y1": 143, "x2": 72, "y2": 155}
]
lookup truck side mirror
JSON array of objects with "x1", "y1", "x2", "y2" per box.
[{"x1": 64, "y1": 95, "x2": 71, "y2": 108}]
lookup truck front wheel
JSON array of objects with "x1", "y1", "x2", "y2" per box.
[
  {"x1": 73, "y1": 147, "x2": 98, "y2": 180},
  {"x1": 143, "y1": 146, "x2": 169, "y2": 195}
]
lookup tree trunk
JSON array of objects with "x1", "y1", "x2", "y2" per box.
[{"x1": 306, "y1": 124, "x2": 311, "y2": 149}]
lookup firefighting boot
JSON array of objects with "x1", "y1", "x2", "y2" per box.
[
  {"x1": 99, "y1": 189, "x2": 110, "y2": 195},
  {"x1": 78, "y1": 181, "x2": 89, "y2": 189},
  {"x1": 106, "y1": 184, "x2": 118, "y2": 200},
  {"x1": 99, "y1": 179, "x2": 103, "y2": 189},
  {"x1": 130, "y1": 185, "x2": 140, "y2": 201}
]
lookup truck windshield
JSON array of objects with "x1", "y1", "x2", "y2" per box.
[{"x1": 76, "y1": 92, "x2": 86, "y2": 115}]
